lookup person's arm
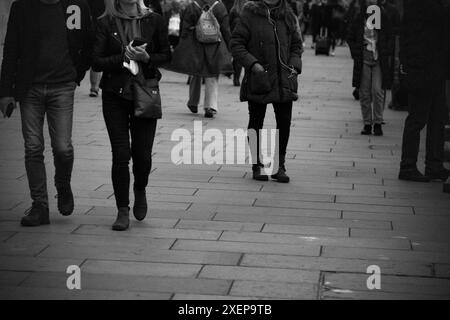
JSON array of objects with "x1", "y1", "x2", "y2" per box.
[
  {"x1": 230, "y1": 12, "x2": 259, "y2": 71},
  {"x1": 146, "y1": 14, "x2": 172, "y2": 67},
  {"x1": 216, "y1": 3, "x2": 231, "y2": 48},
  {"x1": 79, "y1": 0, "x2": 94, "y2": 81},
  {"x1": 288, "y1": 18, "x2": 303, "y2": 74},
  {"x1": 91, "y1": 19, "x2": 125, "y2": 72},
  {"x1": 0, "y1": 2, "x2": 20, "y2": 99}
]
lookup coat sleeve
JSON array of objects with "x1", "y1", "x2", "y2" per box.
[
  {"x1": 80, "y1": 0, "x2": 94, "y2": 79},
  {"x1": 0, "y1": 2, "x2": 20, "y2": 98},
  {"x1": 146, "y1": 14, "x2": 172, "y2": 67},
  {"x1": 288, "y1": 18, "x2": 303, "y2": 74},
  {"x1": 216, "y1": 3, "x2": 231, "y2": 48},
  {"x1": 346, "y1": 16, "x2": 358, "y2": 60},
  {"x1": 230, "y1": 12, "x2": 259, "y2": 71},
  {"x1": 91, "y1": 19, "x2": 125, "y2": 72}
]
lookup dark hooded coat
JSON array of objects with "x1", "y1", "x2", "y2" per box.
[{"x1": 230, "y1": 0, "x2": 303, "y2": 104}]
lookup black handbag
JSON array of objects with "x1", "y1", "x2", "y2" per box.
[{"x1": 115, "y1": 18, "x2": 162, "y2": 119}]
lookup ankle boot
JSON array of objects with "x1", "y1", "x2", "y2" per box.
[
  {"x1": 133, "y1": 187, "x2": 148, "y2": 221},
  {"x1": 21, "y1": 202, "x2": 50, "y2": 227},
  {"x1": 112, "y1": 207, "x2": 130, "y2": 231},
  {"x1": 361, "y1": 125, "x2": 372, "y2": 135},
  {"x1": 271, "y1": 165, "x2": 290, "y2": 183},
  {"x1": 252, "y1": 164, "x2": 269, "y2": 181},
  {"x1": 271, "y1": 156, "x2": 290, "y2": 183}
]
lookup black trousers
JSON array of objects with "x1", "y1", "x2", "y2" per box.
[
  {"x1": 102, "y1": 91, "x2": 157, "y2": 208},
  {"x1": 248, "y1": 101, "x2": 293, "y2": 167},
  {"x1": 400, "y1": 82, "x2": 448, "y2": 171}
]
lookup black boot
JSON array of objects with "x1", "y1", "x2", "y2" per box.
[
  {"x1": 271, "y1": 166, "x2": 290, "y2": 183},
  {"x1": 271, "y1": 156, "x2": 290, "y2": 183},
  {"x1": 399, "y1": 167, "x2": 431, "y2": 182},
  {"x1": 425, "y1": 167, "x2": 450, "y2": 181},
  {"x1": 361, "y1": 125, "x2": 372, "y2": 135},
  {"x1": 112, "y1": 207, "x2": 130, "y2": 231},
  {"x1": 373, "y1": 123, "x2": 383, "y2": 136},
  {"x1": 56, "y1": 185, "x2": 74, "y2": 216},
  {"x1": 252, "y1": 164, "x2": 269, "y2": 181},
  {"x1": 21, "y1": 203, "x2": 50, "y2": 227},
  {"x1": 133, "y1": 187, "x2": 148, "y2": 221}
]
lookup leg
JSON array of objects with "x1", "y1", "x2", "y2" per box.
[
  {"x1": 359, "y1": 63, "x2": 374, "y2": 126},
  {"x1": 248, "y1": 102, "x2": 267, "y2": 167},
  {"x1": 273, "y1": 102, "x2": 293, "y2": 163},
  {"x1": 400, "y1": 90, "x2": 431, "y2": 170},
  {"x1": 425, "y1": 82, "x2": 448, "y2": 172},
  {"x1": 102, "y1": 92, "x2": 133, "y2": 209},
  {"x1": 130, "y1": 117, "x2": 157, "y2": 191},
  {"x1": 46, "y1": 82, "x2": 76, "y2": 191},
  {"x1": 204, "y1": 76, "x2": 219, "y2": 112},
  {"x1": 130, "y1": 116, "x2": 157, "y2": 221},
  {"x1": 187, "y1": 75, "x2": 201, "y2": 108},
  {"x1": 20, "y1": 85, "x2": 48, "y2": 207},
  {"x1": 271, "y1": 102, "x2": 293, "y2": 183},
  {"x1": 371, "y1": 63, "x2": 385, "y2": 126}
]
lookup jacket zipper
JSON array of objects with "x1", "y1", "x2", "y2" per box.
[{"x1": 273, "y1": 23, "x2": 284, "y2": 102}]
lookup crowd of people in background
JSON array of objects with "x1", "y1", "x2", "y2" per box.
[{"x1": 0, "y1": 0, "x2": 449, "y2": 231}]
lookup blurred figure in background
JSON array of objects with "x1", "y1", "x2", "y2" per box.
[
  {"x1": 144, "y1": 0, "x2": 163, "y2": 15},
  {"x1": 345, "y1": 0, "x2": 361, "y2": 100},
  {"x1": 164, "y1": 0, "x2": 185, "y2": 49},
  {"x1": 347, "y1": 0, "x2": 393, "y2": 136},
  {"x1": 310, "y1": 0, "x2": 327, "y2": 48},
  {"x1": 169, "y1": 0, "x2": 232, "y2": 118},
  {"x1": 398, "y1": 0, "x2": 450, "y2": 182},
  {"x1": 229, "y1": 0, "x2": 248, "y2": 86}
]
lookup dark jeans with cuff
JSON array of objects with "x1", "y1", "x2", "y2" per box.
[{"x1": 20, "y1": 82, "x2": 76, "y2": 207}]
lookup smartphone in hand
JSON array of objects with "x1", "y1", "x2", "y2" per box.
[{"x1": 132, "y1": 38, "x2": 147, "y2": 47}]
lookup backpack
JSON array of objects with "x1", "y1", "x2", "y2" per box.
[{"x1": 193, "y1": 1, "x2": 222, "y2": 44}]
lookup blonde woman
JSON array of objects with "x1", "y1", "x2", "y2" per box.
[{"x1": 92, "y1": 0, "x2": 171, "y2": 231}]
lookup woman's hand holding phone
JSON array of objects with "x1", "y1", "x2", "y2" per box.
[{"x1": 125, "y1": 41, "x2": 150, "y2": 63}]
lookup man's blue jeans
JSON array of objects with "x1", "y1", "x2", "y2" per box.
[{"x1": 20, "y1": 82, "x2": 76, "y2": 207}]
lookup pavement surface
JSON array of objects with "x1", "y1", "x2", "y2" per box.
[{"x1": 0, "y1": 41, "x2": 449, "y2": 300}]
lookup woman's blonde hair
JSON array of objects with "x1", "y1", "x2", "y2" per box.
[{"x1": 100, "y1": 0, "x2": 150, "y2": 18}]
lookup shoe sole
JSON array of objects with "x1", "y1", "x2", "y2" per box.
[
  {"x1": 112, "y1": 224, "x2": 129, "y2": 231},
  {"x1": 21, "y1": 219, "x2": 50, "y2": 227},
  {"x1": 133, "y1": 208, "x2": 148, "y2": 221},
  {"x1": 398, "y1": 175, "x2": 430, "y2": 183},
  {"x1": 253, "y1": 176, "x2": 269, "y2": 181}
]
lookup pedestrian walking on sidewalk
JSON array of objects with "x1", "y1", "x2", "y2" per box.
[
  {"x1": 169, "y1": 0, "x2": 233, "y2": 118},
  {"x1": 0, "y1": 0, "x2": 93, "y2": 227},
  {"x1": 231, "y1": 0, "x2": 303, "y2": 183},
  {"x1": 398, "y1": 0, "x2": 450, "y2": 183},
  {"x1": 347, "y1": 0, "x2": 393, "y2": 137},
  {"x1": 92, "y1": 0, "x2": 171, "y2": 231},
  {"x1": 229, "y1": 0, "x2": 249, "y2": 86}
]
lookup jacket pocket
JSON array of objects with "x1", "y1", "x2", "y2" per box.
[{"x1": 248, "y1": 68, "x2": 272, "y2": 95}]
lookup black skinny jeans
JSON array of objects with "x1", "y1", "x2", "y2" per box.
[
  {"x1": 248, "y1": 101, "x2": 293, "y2": 167},
  {"x1": 102, "y1": 91, "x2": 157, "y2": 208}
]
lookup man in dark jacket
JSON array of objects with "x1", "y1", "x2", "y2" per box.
[
  {"x1": 399, "y1": 0, "x2": 450, "y2": 182},
  {"x1": 0, "y1": 0, "x2": 93, "y2": 226}
]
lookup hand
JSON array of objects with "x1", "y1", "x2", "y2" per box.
[
  {"x1": 0, "y1": 97, "x2": 17, "y2": 118},
  {"x1": 125, "y1": 43, "x2": 150, "y2": 63},
  {"x1": 252, "y1": 63, "x2": 265, "y2": 73}
]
